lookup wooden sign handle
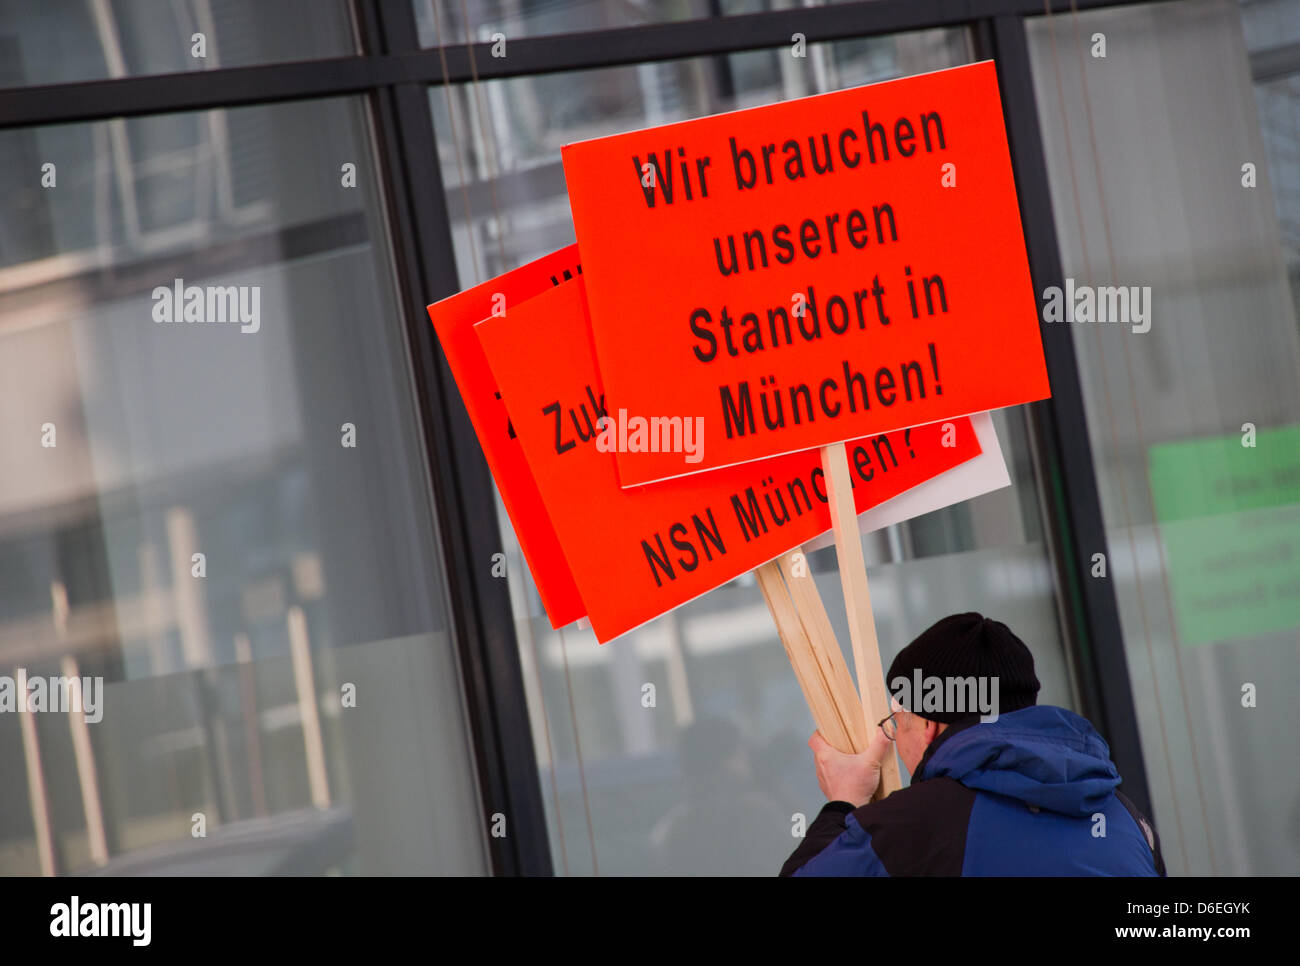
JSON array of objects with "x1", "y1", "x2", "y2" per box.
[
  {"x1": 820, "y1": 441, "x2": 902, "y2": 798},
  {"x1": 755, "y1": 561, "x2": 855, "y2": 753},
  {"x1": 774, "y1": 550, "x2": 866, "y2": 753}
]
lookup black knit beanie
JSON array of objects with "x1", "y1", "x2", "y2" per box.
[{"x1": 885, "y1": 613, "x2": 1040, "y2": 723}]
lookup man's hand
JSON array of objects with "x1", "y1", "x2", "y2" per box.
[{"x1": 809, "y1": 726, "x2": 893, "y2": 808}]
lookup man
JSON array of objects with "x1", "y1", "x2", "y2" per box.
[{"x1": 781, "y1": 612, "x2": 1165, "y2": 876}]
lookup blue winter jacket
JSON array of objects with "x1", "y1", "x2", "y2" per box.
[{"x1": 780, "y1": 705, "x2": 1165, "y2": 876}]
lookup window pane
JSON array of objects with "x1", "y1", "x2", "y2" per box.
[
  {"x1": 0, "y1": 98, "x2": 487, "y2": 875},
  {"x1": 1027, "y1": 0, "x2": 1300, "y2": 875},
  {"x1": 433, "y1": 30, "x2": 972, "y2": 280},
  {"x1": 415, "y1": 0, "x2": 917, "y2": 45},
  {"x1": 432, "y1": 31, "x2": 1084, "y2": 875},
  {"x1": 0, "y1": 0, "x2": 355, "y2": 88},
  {"x1": 416, "y1": 0, "x2": 769, "y2": 45}
]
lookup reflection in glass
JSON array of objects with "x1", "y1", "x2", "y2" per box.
[
  {"x1": 1027, "y1": 0, "x2": 1300, "y2": 874},
  {"x1": 0, "y1": 0, "x2": 355, "y2": 88},
  {"x1": 0, "y1": 98, "x2": 485, "y2": 876}
]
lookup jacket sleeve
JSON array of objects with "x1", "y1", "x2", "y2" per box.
[
  {"x1": 1116, "y1": 790, "x2": 1167, "y2": 877},
  {"x1": 779, "y1": 801, "x2": 890, "y2": 877},
  {"x1": 781, "y1": 779, "x2": 975, "y2": 876}
]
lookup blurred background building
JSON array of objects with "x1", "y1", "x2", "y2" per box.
[{"x1": 0, "y1": 0, "x2": 1296, "y2": 876}]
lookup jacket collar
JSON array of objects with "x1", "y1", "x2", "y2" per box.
[{"x1": 910, "y1": 714, "x2": 983, "y2": 783}]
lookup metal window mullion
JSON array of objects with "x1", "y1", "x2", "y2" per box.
[
  {"x1": 0, "y1": 0, "x2": 1189, "y2": 131},
  {"x1": 360, "y1": 0, "x2": 554, "y2": 877}
]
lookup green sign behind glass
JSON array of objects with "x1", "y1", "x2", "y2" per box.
[{"x1": 1148, "y1": 425, "x2": 1300, "y2": 645}]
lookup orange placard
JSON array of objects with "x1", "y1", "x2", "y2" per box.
[
  {"x1": 562, "y1": 60, "x2": 1049, "y2": 487},
  {"x1": 476, "y1": 278, "x2": 983, "y2": 643},
  {"x1": 427, "y1": 247, "x2": 586, "y2": 628}
]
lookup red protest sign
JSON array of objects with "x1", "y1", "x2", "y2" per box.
[
  {"x1": 476, "y1": 278, "x2": 982, "y2": 643},
  {"x1": 562, "y1": 60, "x2": 1049, "y2": 487},
  {"x1": 427, "y1": 247, "x2": 586, "y2": 628}
]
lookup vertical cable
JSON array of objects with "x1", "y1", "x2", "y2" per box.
[
  {"x1": 558, "y1": 627, "x2": 601, "y2": 875},
  {"x1": 515, "y1": 576, "x2": 571, "y2": 876},
  {"x1": 1040, "y1": 0, "x2": 1190, "y2": 872},
  {"x1": 1065, "y1": 0, "x2": 1217, "y2": 873},
  {"x1": 429, "y1": 0, "x2": 483, "y2": 283},
  {"x1": 459, "y1": 0, "x2": 510, "y2": 271}
]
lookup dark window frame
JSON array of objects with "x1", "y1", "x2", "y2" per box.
[{"x1": 0, "y1": 0, "x2": 1188, "y2": 874}]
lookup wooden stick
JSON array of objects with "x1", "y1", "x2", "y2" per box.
[
  {"x1": 755, "y1": 561, "x2": 854, "y2": 753},
  {"x1": 775, "y1": 550, "x2": 867, "y2": 753},
  {"x1": 820, "y1": 442, "x2": 902, "y2": 797}
]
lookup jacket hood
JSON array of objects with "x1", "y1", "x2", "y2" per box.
[{"x1": 915, "y1": 705, "x2": 1120, "y2": 817}]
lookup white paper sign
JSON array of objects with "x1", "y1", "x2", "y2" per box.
[{"x1": 803, "y1": 411, "x2": 1010, "y2": 552}]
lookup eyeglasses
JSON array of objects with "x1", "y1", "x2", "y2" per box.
[{"x1": 878, "y1": 711, "x2": 900, "y2": 741}]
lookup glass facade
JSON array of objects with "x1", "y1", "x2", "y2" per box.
[
  {"x1": 0, "y1": 0, "x2": 356, "y2": 88},
  {"x1": 0, "y1": 0, "x2": 1294, "y2": 878},
  {"x1": 1026, "y1": 0, "x2": 1300, "y2": 877},
  {"x1": 0, "y1": 96, "x2": 487, "y2": 874},
  {"x1": 431, "y1": 30, "x2": 1083, "y2": 875},
  {"x1": 415, "y1": 0, "x2": 858, "y2": 46}
]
